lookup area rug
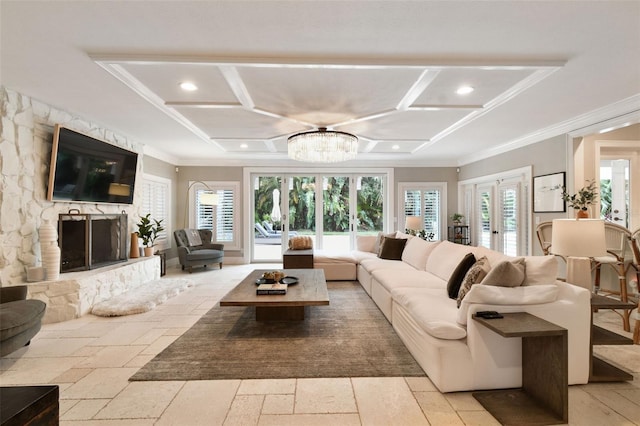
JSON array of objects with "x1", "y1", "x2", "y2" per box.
[
  {"x1": 130, "y1": 281, "x2": 425, "y2": 381},
  {"x1": 92, "y1": 278, "x2": 194, "y2": 316}
]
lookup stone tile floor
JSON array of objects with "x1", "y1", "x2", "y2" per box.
[{"x1": 1, "y1": 263, "x2": 639, "y2": 425}]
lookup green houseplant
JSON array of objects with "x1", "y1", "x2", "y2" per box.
[
  {"x1": 451, "y1": 213, "x2": 464, "y2": 225},
  {"x1": 136, "y1": 214, "x2": 164, "y2": 255},
  {"x1": 561, "y1": 180, "x2": 598, "y2": 217}
]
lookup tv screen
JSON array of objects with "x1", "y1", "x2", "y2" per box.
[{"x1": 47, "y1": 125, "x2": 138, "y2": 204}]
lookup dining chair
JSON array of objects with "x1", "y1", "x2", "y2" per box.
[
  {"x1": 593, "y1": 222, "x2": 633, "y2": 331},
  {"x1": 535, "y1": 221, "x2": 554, "y2": 255},
  {"x1": 628, "y1": 228, "x2": 640, "y2": 343}
]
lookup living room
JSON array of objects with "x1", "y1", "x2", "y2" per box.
[{"x1": 1, "y1": 1, "x2": 640, "y2": 424}]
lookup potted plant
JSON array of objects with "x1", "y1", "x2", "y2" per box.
[
  {"x1": 561, "y1": 180, "x2": 598, "y2": 218},
  {"x1": 136, "y1": 214, "x2": 165, "y2": 256},
  {"x1": 451, "y1": 213, "x2": 464, "y2": 225}
]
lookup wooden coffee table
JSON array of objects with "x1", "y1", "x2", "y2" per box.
[{"x1": 219, "y1": 269, "x2": 329, "y2": 321}]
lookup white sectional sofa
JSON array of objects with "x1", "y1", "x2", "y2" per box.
[{"x1": 312, "y1": 232, "x2": 591, "y2": 393}]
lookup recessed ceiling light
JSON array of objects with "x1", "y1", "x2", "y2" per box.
[
  {"x1": 456, "y1": 85, "x2": 474, "y2": 95},
  {"x1": 392, "y1": 145, "x2": 400, "y2": 150},
  {"x1": 179, "y1": 82, "x2": 198, "y2": 91},
  {"x1": 240, "y1": 143, "x2": 248, "y2": 149}
]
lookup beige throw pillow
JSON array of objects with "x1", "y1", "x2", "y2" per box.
[
  {"x1": 456, "y1": 257, "x2": 491, "y2": 308},
  {"x1": 481, "y1": 258, "x2": 526, "y2": 288}
]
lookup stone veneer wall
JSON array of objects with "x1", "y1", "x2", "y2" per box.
[
  {"x1": 0, "y1": 86, "x2": 145, "y2": 286},
  {"x1": 30, "y1": 256, "x2": 160, "y2": 324}
]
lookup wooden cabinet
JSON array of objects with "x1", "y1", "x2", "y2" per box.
[{"x1": 448, "y1": 225, "x2": 470, "y2": 245}]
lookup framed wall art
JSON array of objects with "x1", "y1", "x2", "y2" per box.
[{"x1": 533, "y1": 172, "x2": 566, "y2": 213}]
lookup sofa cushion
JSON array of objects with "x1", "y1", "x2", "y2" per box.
[
  {"x1": 356, "y1": 235, "x2": 377, "y2": 253},
  {"x1": 481, "y1": 258, "x2": 526, "y2": 287},
  {"x1": 523, "y1": 255, "x2": 558, "y2": 285},
  {"x1": 373, "y1": 269, "x2": 445, "y2": 292},
  {"x1": 401, "y1": 238, "x2": 440, "y2": 271},
  {"x1": 314, "y1": 250, "x2": 356, "y2": 264},
  {"x1": 447, "y1": 253, "x2": 476, "y2": 299},
  {"x1": 185, "y1": 229, "x2": 203, "y2": 246},
  {"x1": 456, "y1": 256, "x2": 491, "y2": 307},
  {"x1": 457, "y1": 284, "x2": 560, "y2": 325},
  {"x1": 425, "y1": 241, "x2": 475, "y2": 281},
  {"x1": 379, "y1": 237, "x2": 407, "y2": 260},
  {"x1": 360, "y1": 257, "x2": 416, "y2": 273},
  {"x1": 185, "y1": 249, "x2": 223, "y2": 261},
  {"x1": 392, "y1": 288, "x2": 467, "y2": 340},
  {"x1": 351, "y1": 250, "x2": 378, "y2": 263}
]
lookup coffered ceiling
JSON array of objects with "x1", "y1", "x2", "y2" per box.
[{"x1": 2, "y1": 1, "x2": 639, "y2": 166}]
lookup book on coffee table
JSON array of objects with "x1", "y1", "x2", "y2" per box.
[{"x1": 256, "y1": 283, "x2": 287, "y2": 295}]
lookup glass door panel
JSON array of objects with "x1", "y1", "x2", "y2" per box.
[
  {"x1": 252, "y1": 175, "x2": 282, "y2": 261},
  {"x1": 601, "y1": 159, "x2": 630, "y2": 228},
  {"x1": 288, "y1": 176, "x2": 316, "y2": 247},
  {"x1": 357, "y1": 176, "x2": 384, "y2": 237},
  {"x1": 322, "y1": 176, "x2": 350, "y2": 251},
  {"x1": 498, "y1": 184, "x2": 518, "y2": 256}
]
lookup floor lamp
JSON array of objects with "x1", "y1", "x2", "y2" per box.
[
  {"x1": 551, "y1": 219, "x2": 607, "y2": 293},
  {"x1": 183, "y1": 181, "x2": 219, "y2": 229}
]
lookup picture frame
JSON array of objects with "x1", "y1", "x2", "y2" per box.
[{"x1": 533, "y1": 172, "x2": 566, "y2": 213}]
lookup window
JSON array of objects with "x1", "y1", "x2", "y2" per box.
[
  {"x1": 140, "y1": 174, "x2": 171, "y2": 251},
  {"x1": 190, "y1": 181, "x2": 240, "y2": 249},
  {"x1": 398, "y1": 182, "x2": 447, "y2": 241}
]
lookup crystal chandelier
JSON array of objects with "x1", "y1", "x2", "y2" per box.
[{"x1": 288, "y1": 127, "x2": 358, "y2": 163}]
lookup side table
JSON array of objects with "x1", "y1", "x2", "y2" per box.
[
  {"x1": 0, "y1": 385, "x2": 59, "y2": 426},
  {"x1": 283, "y1": 249, "x2": 313, "y2": 269},
  {"x1": 156, "y1": 251, "x2": 166, "y2": 276},
  {"x1": 590, "y1": 294, "x2": 635, "y2": 382},
  {"x1": 472, "y1": 312, "x2": 568, "y2": 425}
]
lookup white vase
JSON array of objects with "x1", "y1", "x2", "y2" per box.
[
  {"x1": 39, "y1": 219, "x2": 57, "y2": 244},
  {"x1": 43, "y1": 243, "x2": 61, "y2": 281}
]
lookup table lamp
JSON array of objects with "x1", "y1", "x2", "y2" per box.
[
  {"x1": 405, "y1": 216, "x2": 423, "y2": 236},
  {"x1": 551, "y1": 219, "x2": 607, "y2": 293}
]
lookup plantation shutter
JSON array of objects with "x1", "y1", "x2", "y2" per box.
[
  {"x1": 140, "y1": 176, "x2": 169, "y2": 250},
  {"x1": 423, "y1": 189, "x2": 440, "y2": 240},
  {"x1": 196, "y1": 189, "x2": 215, "y2": 230},
  {"x1": 477, "y1": 187, "x2": 492, "y2": 249},
  {"x1": 404, "y1": 190, "x2": 421, "y2": 218},
  {"x1": 216, "y1": 189, "x2": 234, "y2": 242},
  {"x1": 191, "y1": 182, "x2": 239, "y2": 248},
  {"x1": 499, "y1": 183, "x2": 519, "y2": 256}
]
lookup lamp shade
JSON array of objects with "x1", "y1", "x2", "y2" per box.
[
  {"x1": 405, "y1": 216, "x2": 423, "y2": 231},
  {"x1": 550, "y1": 219, "x2": 607, "y2": 258},
  {"x1": 199, "y1": 192, "x2": 219, "y2": 206}
]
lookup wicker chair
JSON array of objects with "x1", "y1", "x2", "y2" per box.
[{"x1": 628, "y1": 228, "x2": 640, "y2": 343}]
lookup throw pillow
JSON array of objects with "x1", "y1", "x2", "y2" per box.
[
  {"x1": 185, "y1": 229, "x2": 202, "y2": 246},
  {"x1": 481, "y1": 258, "x2": 526, "y2": 287},
  {"x1": 374, "y1": 232, "x2": 396, "y2": 256},
  {"x1": 378, "y1": 237, "x2": 407, "y2": 260},
  {"x1": 457, "y1": 256, "x2": 491, "y2": 308},
  {"x1": 288, "y1": 236, "x2": 313, "y2": 250},
  {"x1": 446, "y1": 253, "x2": 476, "y2": 299}
]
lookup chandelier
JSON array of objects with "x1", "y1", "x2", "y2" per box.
[{"x1": 288, "y1": 127, "x2": 358, "y2": 163}]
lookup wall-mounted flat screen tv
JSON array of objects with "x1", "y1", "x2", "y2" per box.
[{"x1": 47, "y1": 125, "x2": 138, "y2": 204}]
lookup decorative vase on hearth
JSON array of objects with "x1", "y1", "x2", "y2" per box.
[
  {"x1": 43, "y1": 243, "x2": 61, "y2": 281},
  {"x1": 130, "y1": 232, "x2": 140, "y2": 258}
]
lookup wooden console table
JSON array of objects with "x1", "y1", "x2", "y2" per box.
[
  {"x1": 590, "y1": 294, "x2": 635, "y2": 382},
  {"x1": 0, "y1": 385, "x2": 59, "y2": 425},
  {"x1": 472, "y1": 312, "x2": 568, "y2": 425}
]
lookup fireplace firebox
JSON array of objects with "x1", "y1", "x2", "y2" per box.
[{"x1": 58, "y1": 213, "x2": 128, "y2": 272}]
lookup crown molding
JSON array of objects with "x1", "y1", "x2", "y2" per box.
[{"x1": 457, "y1": 94, "x2": 640, "y2": 166}]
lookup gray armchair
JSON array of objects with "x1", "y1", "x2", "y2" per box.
[
  {"x1": 1, "y1": 286, "x2": 46, "y2": 357},
  {"x1": 174, "y1": 229, "x2": 224, "y2": 273}
]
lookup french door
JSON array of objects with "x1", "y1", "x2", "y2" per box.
[
  {"x1": 465, "y1": 168, "x2": 531, "y2": 256},
  {"x1": 251, "y1": 172, "x2": 386, "y2": 262}
]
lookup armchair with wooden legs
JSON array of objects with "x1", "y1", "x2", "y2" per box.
[
  {"x1": 628, "y1": 228, "x2": 640, "y2": 344},
  {"x1": 592, "y1": 222, "x2": 633, "y2": 331}
]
